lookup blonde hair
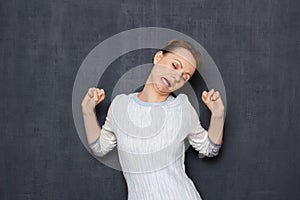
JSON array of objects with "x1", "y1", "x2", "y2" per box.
[{"x1": 159, "y1": 39, "x2": 202, "y2": 69}]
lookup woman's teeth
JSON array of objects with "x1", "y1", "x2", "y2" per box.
[{"x1": 162, "y1": 77, "x2": 171, "y2": 87}]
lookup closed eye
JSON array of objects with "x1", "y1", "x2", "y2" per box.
[
  {"x1": 182, "y1": 73, "x2": 190, "y2": 82},
  {"x1": 172, "y1": 63, "x2": 178, "y2": 69}
]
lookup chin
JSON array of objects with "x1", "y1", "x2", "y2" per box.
[{"x1": 155, "y1": 83, "x2": 172, "y2": 94}]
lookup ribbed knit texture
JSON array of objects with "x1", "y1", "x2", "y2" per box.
[{"x1": 89, "y1": 92, "x2": 222, "y2": 200}]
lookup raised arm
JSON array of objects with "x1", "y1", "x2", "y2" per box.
[
  {"x1": 201, "y1": 89, "x2": 225, "y2": 145},
  {"x1": 81, "y1": 87, "x2": 105, "y2": 144},
  {"x1": 81, "y1": 88, "x2": 117, "y2": 157},
  {"x1": 187, "y1": 89, "x2": 225, "y2": 158}
]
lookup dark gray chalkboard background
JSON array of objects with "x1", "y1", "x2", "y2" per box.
[{"x1": 1, "y1": 0, "x2": 299, "y2": 199}]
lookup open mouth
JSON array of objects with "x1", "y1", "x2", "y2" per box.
[{"x1": 161, "y1": 77, "x2": 171, "y2": 87}]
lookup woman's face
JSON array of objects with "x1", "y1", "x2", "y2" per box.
[{"x1": 149, "y1": 47, "x2": 197, "y2": 94}]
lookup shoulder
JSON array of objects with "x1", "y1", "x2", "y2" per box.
[
  {"x1": 110, "y1": 93, "x2": 134, "y2": 107},
  {"x1": 107, "y1": 93, "x2": 132, "y2": 117},
  {"x1": 175, "y1": 93, "x2": 192, "y2": 106},
  {"x1": 176, "y1": 93, "x2": 199, "y2": 116},
  {"x1": 111, "y1": 93, "x2": 132, "y2": 102},
  {"x1": 176, "y1": 93, "x2": 188, "y2": 100}
]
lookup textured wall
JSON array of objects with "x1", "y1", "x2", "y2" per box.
[{"x1": 0, "y1": 0, "x2": 299, "y2": 199}]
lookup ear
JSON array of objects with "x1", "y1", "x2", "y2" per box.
[{"x1": 153, "y1": 50, "x2": 164, "y2": 64}]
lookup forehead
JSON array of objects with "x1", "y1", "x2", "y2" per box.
[{"x1": 164, "y1": 47, "x2": 197, "y2": 69}]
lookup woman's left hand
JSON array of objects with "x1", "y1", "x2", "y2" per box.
[{"x1": 201, "y1": 89, "x2": 225, "y2": 117}]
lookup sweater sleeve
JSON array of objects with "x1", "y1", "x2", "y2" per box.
[
  {"x1": 88, "y1": 102, "x2": 117, "y2": 157},
  {"x1": 186, "y1": 99, "x2": 222, "y2": 158}
]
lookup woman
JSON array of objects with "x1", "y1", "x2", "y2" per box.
[{"x1": 81, "y1": 40, "x2": 225, "y2": 200}]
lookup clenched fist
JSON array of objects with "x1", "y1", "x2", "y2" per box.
[
  {"x1": 201, "y1": 89, "x2": 224, "y2": 117},
  {"x1": 81, "y1": 87, "x2": 105, "y2": 113}
]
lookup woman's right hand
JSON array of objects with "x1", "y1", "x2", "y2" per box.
[{"x1": 81, "y1": 87, "x2": 105, "y2": 113}]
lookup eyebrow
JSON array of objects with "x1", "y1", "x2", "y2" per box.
[{"x1": 173, "y1": 58, "x2": 192, "y2": 77}]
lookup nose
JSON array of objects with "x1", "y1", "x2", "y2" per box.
[{"x1": 173, "y1": 70, "x2": 182, "y2": 82}]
